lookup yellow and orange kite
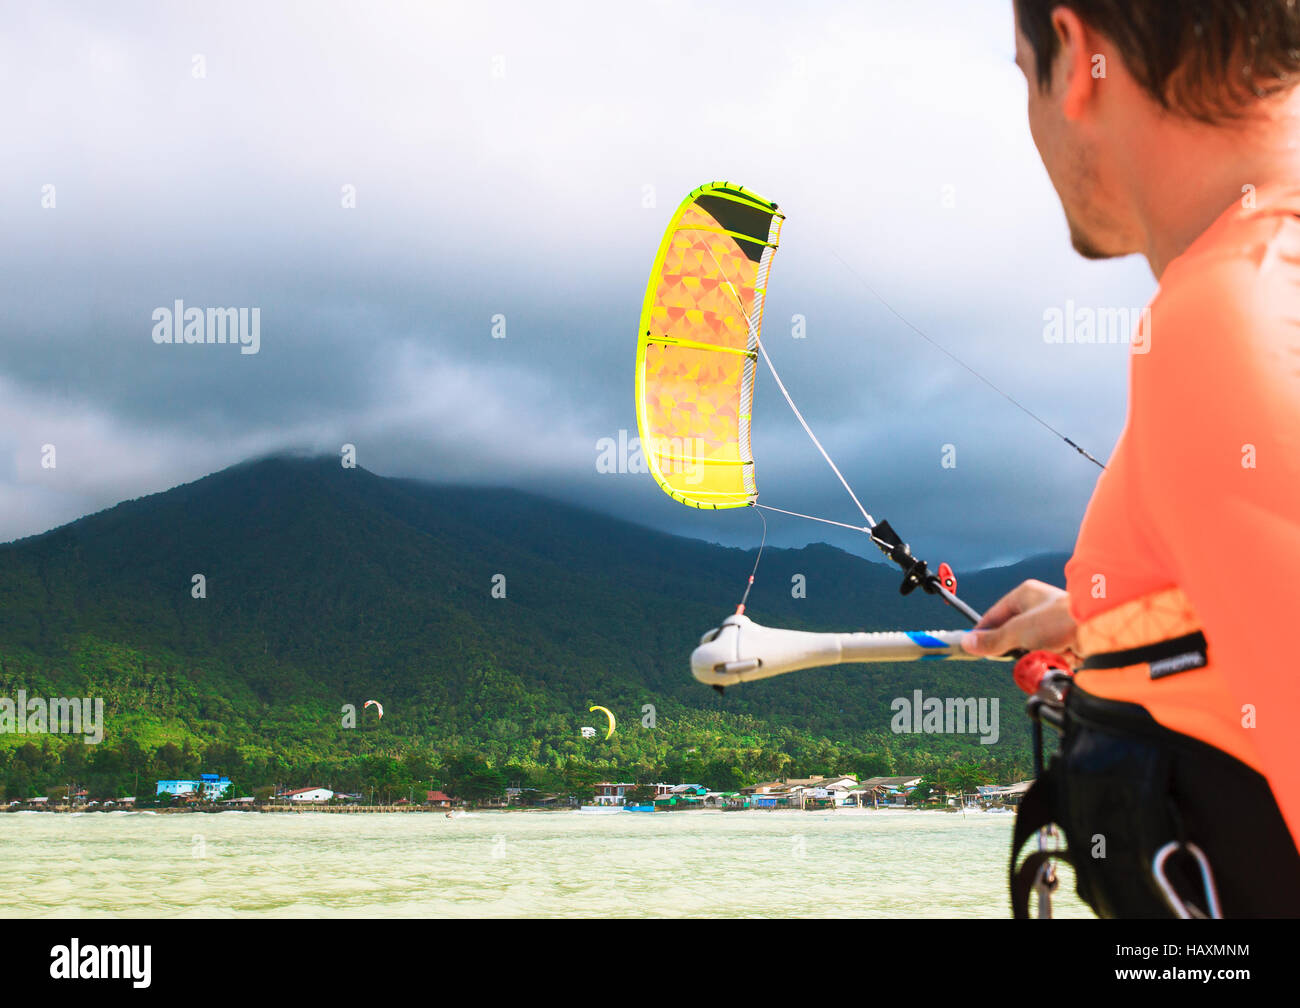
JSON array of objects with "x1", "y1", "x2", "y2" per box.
[{"x1": 635, "y1": 182, "x2": 784, "y2": 511}]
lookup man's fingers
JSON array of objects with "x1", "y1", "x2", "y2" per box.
[
  {"x1": 973, "y1": 580, "x2": 1040, "y2": 630},
  {"x1": 966, "y1": 581, "x2": 1072, "y2": 656},
  {"x1": 973, "y1": 580, "x2": 1063, "y2": 630},
  {"x1": 973, "y1": 595, "x2": 1020, "y2": 631},
  {"x1": 966, "y1": 598, "x2": 1079, "y2": 658},
  {"x1": 962, "y1": 624, "x2": 1011, "y2": 657}
]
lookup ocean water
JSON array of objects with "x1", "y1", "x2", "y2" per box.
[{"x1": 0, "y1": 808, "x2": 1091, "y2": 918}]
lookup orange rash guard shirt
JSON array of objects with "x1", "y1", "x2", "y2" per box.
[{"x1": 1065, "y1": 185, "x2": 1300, "y2": 846}]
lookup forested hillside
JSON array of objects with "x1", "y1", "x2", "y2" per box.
[{"x1": 0, "y1": 457, "x2": 1067, "y2": 800}]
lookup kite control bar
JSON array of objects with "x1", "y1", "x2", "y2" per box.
[
  {"x1": 691, "y1": 612, "x2": 1007, "y2": 688},
  {"x1": 691, "y1": 528, "x2": 1022, "y2": 689}
]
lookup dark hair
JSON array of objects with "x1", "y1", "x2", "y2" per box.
[{"x1": 1014, "y1": 0, "x2": 1300, "y2": 122}]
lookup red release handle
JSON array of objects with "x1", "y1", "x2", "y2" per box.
[
  {"x1": 1014, "y1": 650, "x2": 1073, "y2": 695},
  {"x1": 936, "y1": 562, "x2": 956, "y2": 593}
]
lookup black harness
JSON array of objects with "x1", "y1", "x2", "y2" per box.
[{"x1": 1010, "y1": 680, "x2": 1300, "y2": 918}]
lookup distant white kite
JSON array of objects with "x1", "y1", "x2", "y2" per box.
[{"x1": 364, "y1": 699, "x2": 384, "y2": 719}]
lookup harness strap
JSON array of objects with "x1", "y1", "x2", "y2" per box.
[{"x1": 1079, "y1": 630, "x2": 1207, "y2": 677}]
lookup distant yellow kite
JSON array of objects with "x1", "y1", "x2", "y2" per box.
[{"x1": 589, "y1": 705, "x2": 616, "y2": 739}]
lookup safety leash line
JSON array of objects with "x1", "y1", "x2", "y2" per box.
[{"x1": 736, "y1": 507, "x2": 767, "y2": 614}]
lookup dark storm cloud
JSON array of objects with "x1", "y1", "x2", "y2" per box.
[{"x1": 1, "y1": 0, "x2": 1153, "y2": 566}]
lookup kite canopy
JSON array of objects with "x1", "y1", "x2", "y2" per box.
[
  {"x1": 589, "y1": 705, "x2": 616, "y2": 739},
  {"x1": 636, "y1": 182, "x2": 784, "y2": 509}
]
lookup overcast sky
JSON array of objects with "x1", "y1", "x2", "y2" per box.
[{"x1": 0, "y1": 1, "x2": 1157, "y2": 568}]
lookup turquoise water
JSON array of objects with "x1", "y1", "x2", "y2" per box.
[{"x1": 0, "y1": 808, "x2": 1090, "y2": 918}]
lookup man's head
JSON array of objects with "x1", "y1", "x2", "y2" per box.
[{"x1": 1013, "y1": 1, "x2": 1300, "y2": 262}]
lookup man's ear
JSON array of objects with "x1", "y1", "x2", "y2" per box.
[{"x1": 1051, "y1": 7, "x2": 1102, "y2": 120}]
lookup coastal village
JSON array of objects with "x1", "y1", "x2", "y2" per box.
[{"x1": 3, "y1": 772, "x2": 1033, "y2": 812}]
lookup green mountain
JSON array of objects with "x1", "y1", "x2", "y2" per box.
[{"x1": 0, "y1": 456, "x2": 1068, "y2": 801}]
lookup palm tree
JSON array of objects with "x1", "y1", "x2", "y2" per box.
[
  {"x1": 953, "y1": 762, "x2": 989, "y2": 798},
  {"x1": 765, "y1": 751, "x2": 792, "y2": 781}
]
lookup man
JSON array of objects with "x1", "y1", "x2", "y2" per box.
[{"x1": 963, "y1": 1, "x2": 1300, "y2": 916}]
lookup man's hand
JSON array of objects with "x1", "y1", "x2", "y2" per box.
[{"x1": 961, "y1": 579, "x2": 1081, "y2": 663}]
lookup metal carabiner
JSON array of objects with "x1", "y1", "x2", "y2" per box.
[
  {"x1": 1034, "y1": 824, "x2": 1062, "y2": 919},
  {"x1": 1152, "y1": 841, "x2": 1222, "y2": 919}
]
